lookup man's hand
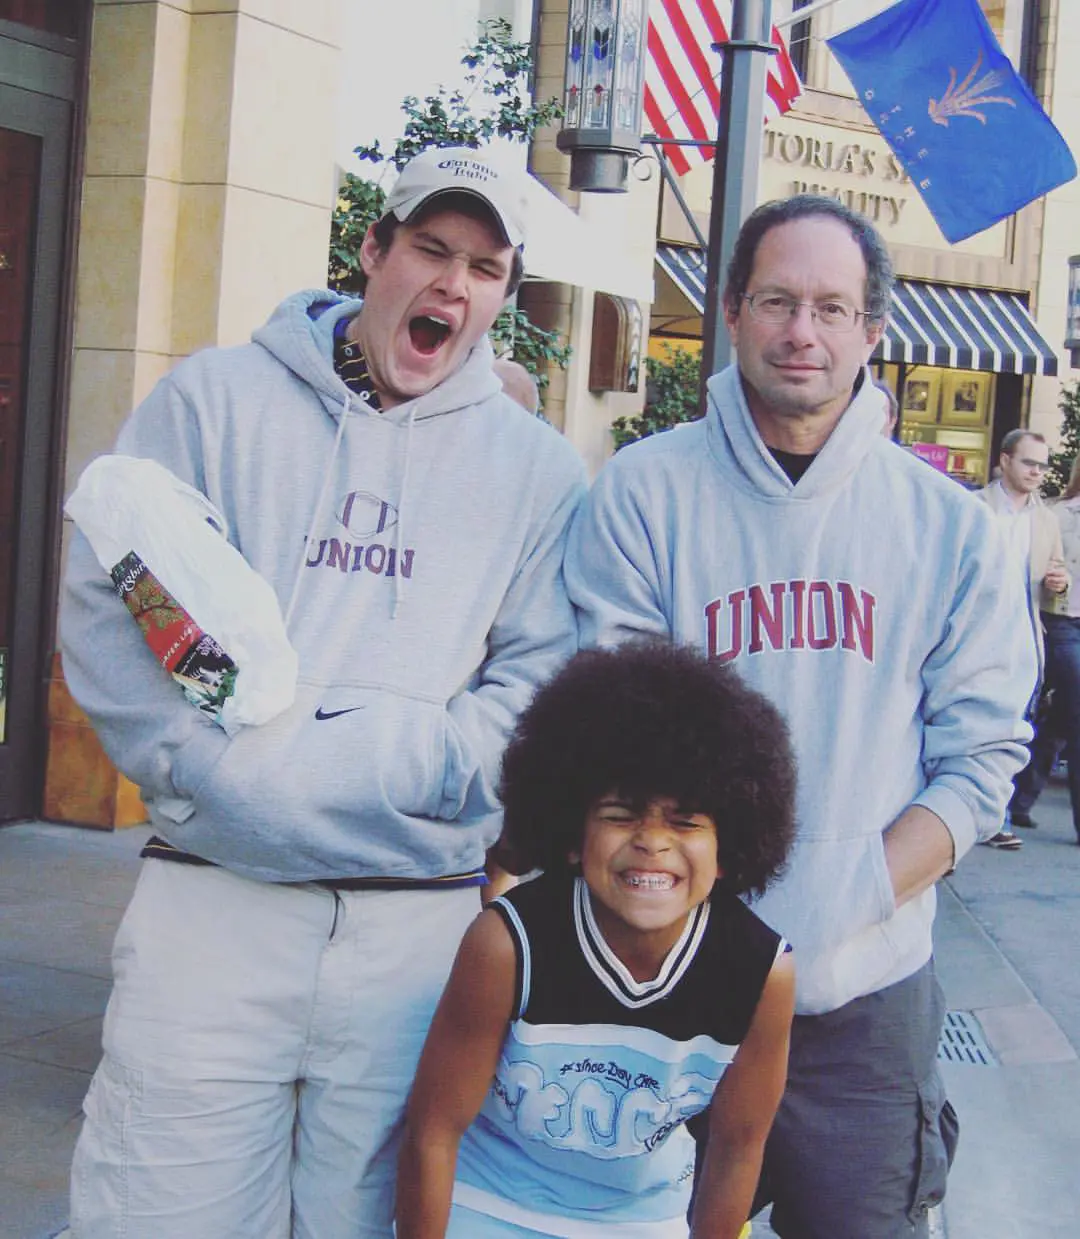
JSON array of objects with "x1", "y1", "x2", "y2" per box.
[
  {"x1": 883, "y1": 805, "x2": 955, "y2": 907},
  {"x1": 1044, "y1": 560, "x2": 1069, "y2": 595}
]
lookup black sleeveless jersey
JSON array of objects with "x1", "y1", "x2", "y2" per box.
[
  {"x1": 452, "y1": 872, "x2": 786, "y2": 1230},
  {"x1": 495, "y1": 871, "x2": 784, "y2": 1050}
]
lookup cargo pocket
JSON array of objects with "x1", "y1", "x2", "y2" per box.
[
  {"x1": 908, "y1": 1069, "x2": 959, "y2": 1223},
  {"x1": 71, "y1": 1055, "x2": 144, "y2": 1232}
]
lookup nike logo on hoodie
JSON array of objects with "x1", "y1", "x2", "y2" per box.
[{"x1": 314, "y1": 706, "x2": 367, "y2": 721}]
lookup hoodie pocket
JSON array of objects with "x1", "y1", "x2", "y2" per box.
[
  {"x1": 185, "y1": 684, "x2": 459, "y2": 829},
  {"x1": 775, "y1": 831, "x2": 900, "y2": 1012}
]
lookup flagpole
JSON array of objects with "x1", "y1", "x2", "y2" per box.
[
  {"x1": 772, "y1": 0, "x2": 850, "y2": 30},
  {"x1": 698, "y1": 0, "x2": 775, "y2": 399}
]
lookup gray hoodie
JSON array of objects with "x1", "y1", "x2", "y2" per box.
[
  {"x1": 566, "y1": 364, "x2": 1035, "y2": 1014},
  {"x1": 61, "y1": 290, "x2": 587, "y2": 883}
]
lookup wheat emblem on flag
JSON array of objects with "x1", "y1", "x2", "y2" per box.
[{"x1": 928, "y1": 51, "x2": 1016, "y2": 126}]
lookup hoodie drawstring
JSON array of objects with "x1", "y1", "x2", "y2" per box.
[
  {"x1": 285, "y1": 391, "x2": 352, "y2": 631},
  {"x1": 392, "y1": 404, "x2": 417, "y2": 620}
]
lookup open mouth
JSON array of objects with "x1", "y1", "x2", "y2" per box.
[
  {"x1": 622, "y1": 872, "x2": 676, "y2": 892},
  {"x1": 409, "y1": 314, "x2": 452, "y2": 356}
]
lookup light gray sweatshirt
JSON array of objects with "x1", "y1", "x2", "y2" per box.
[
  {"x1": 566, "y1": 364, "x2": 1035, "y2": 1014},
  {"x1": 61, "y1": 290, "x2": 586, "y2": 883}
]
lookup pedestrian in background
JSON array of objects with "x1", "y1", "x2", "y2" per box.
[
  {"x1": 493, "y1": 356, "x2": 542, "y2": 416},
  {"x1": 566, "y1": 194, "x2": 1034, "y2": 1238},
  {"x1": 874, "y1": 376, "x2": 899, "y2": 438},
  {"x1": 977, "y1": 429, "x2": 1069, "y2": 849},
  {"x1": 1009, "y1": 453, "x2": 1080, "y2": 845}
]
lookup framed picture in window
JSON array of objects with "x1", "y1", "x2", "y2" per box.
[
  {"x1": 901, "y1": 370, "x2": 941, "y2": 422},
  {"x1": 941, "y1": 371, "x2": 992, "y2": 426}
]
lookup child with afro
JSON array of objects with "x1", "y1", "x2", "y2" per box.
[{"x1": 396, "y1": 640, "x2": 797, "y2": 1239}]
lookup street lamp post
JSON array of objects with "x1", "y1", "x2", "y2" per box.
[
  {"x1": 556, "y1": 0, "x2": 651, "y2": 193},
  {"x1": 557, "y1": 0, "x2": 777, "y2": 409},
  {"x1": 698, "y1": 0, "x2": 776, "y2": 393}
]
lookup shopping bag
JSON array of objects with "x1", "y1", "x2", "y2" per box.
[{"x1": 65, "y1": 454, "x2": 298, "y2": 734}]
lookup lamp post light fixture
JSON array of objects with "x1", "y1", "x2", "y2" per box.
[
  {"x1": 557, "y1": 0, "x2": 650, "y2": 193},
  {"x1": 557, "y1": 0, "x2": 776, "y2": 408},
  {"x1": 699, "y1": 0, "x2": 775, "y2": 383},
  {"x1": 1067, "y1": 255, "x2": 1080, "y2": 369}
]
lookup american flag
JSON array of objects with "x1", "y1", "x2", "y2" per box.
[{"x1": 645, "y1": 0, "x2": 803, "y2": 176}]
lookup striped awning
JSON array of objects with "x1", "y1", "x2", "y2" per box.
[
  {"x1": 654, "y1": 245, "x2": 1059, "y2": 376},
  {"x1": 877, "y1": 280, "x2": 1058, "y2": 375},
  {"x1": 656, "y1": 243, "x2": 707, "y2": 314}
]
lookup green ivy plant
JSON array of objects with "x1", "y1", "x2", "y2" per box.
[
  {"x1": 352, "y1": 20, "x2": 563, "y2": 171},
  {"x1": 327, "y1": 19, "x2": 569, "y2": 410},
  {"x1": 611, "y1": 345, "x2": 702, "y2": 450},
  {"x1": 489, "y1": 307, "x2": 572, "y2": 404},
  {"x1": 1043, "y1": 379, "x2": 1080, "y2": 498},
  {"x1": 328, "y1": 176, "x2": 385, "y2": 295}
]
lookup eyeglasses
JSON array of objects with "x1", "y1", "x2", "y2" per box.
[
  {"x1": 742, "y1": 291, "x2": 870, "y2": 333},
  {"x1": 1015, "y1": 458, "x2": 1049, "y2": 472}
]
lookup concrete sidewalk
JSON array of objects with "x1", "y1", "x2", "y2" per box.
[
  {"x1": 0, "y1": 821, "x2": 149, "y2": 1239},
  {"x1": 1, "y1": 815, "x2": 1077, "y2": 1239},
  {"x1": 934, "y1": 883, "x2": 1078, "y2": 1238},
  {"x1": 933, "y1": 781, "x2": 1080, "y2": 1239}
]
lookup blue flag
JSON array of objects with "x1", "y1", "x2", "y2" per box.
[{"x1": 827, "y1": 0, "x2": 1076, "y2": 243}]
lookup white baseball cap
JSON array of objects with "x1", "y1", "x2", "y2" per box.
[{"x1": 383, "y1": 146, "x2": 528, "y2": 250}]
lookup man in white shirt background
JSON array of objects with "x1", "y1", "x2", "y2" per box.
[{"x1": 977, "y1": 428, "x2": 1069, "y2": 848}]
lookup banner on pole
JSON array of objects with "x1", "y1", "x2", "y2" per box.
[{"x1": 827, "y1": 0, "x2": 1076, "y2": 243}]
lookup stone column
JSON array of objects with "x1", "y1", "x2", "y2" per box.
[{"x1": 45, "y1": 0, "x2": 342, "y2": 826}]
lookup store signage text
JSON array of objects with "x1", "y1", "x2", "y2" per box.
[{"x1": 764, "y1": 128, "x2": 910, "y2": 227}]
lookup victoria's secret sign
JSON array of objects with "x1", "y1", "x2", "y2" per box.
[{"x1": 763, "y1": 127, "x2": 911, "y2": 227}]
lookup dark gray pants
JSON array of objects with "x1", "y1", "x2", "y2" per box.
[{"x1": 752, "y1": 960, "x2": 957, "y2": 1239}]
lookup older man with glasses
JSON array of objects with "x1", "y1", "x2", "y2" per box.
[
  {"x1": 977, "y1": 428, "x2": 1070, "y2": 848},
  {"x1": 567, "y1": 194, "x2": 1036, "y2": 1238}
]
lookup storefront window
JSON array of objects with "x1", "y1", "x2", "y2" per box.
[
  {"x1": 779, "y1": 0, "x2": 1030, "y2": 93},
  {"x1": 878, "y1": 362, "x2": 995, "y2": 489}
]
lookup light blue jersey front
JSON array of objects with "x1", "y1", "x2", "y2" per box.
[
  {"x1": 455, "y1": 1020, "x2": 720, "y2": 1231},
  {"x1": 452, "y1": 874, "x2": 783, "y2": 1238}
]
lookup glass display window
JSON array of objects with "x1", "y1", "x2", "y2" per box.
[
  {"x1": 941, "y1": 371, "x2": 992, "y2": 427},
  {"x1": 901, "y1": 369, "x2": 942, "y2": 426},
  {"x1": 877, "y1": 361, "x2": 995, "y2": 488}
]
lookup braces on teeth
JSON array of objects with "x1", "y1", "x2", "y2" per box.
[{"x1": 624, "y1": 873, "x2": 675, "y2": 890}]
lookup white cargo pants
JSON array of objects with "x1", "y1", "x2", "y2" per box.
[{"x1": 70, "y1": 859, "x2": 479, "y2": 1239}]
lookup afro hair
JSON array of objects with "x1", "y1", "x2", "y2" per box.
[{"x1": 497, "y1": 639, "x2": 796, "y2": 898}]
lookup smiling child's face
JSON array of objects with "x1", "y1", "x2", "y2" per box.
[{"x1": 571, "y1": 794, "x2": 719, "y2": 967}]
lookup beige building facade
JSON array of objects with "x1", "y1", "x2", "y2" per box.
[
  {"x1": 1, "y1": 0, "x2": 1076, "y2": 828},
  {"x1": 1, "y1": 0, "x2": 342, "y2": 826},
  {"x1": 1029, "y1": 0, "x2": 1080, "y2": 438}
]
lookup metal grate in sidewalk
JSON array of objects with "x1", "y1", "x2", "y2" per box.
[{"x1": 937, "y1": 1009, "x2": 996, "y2": 1066}]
